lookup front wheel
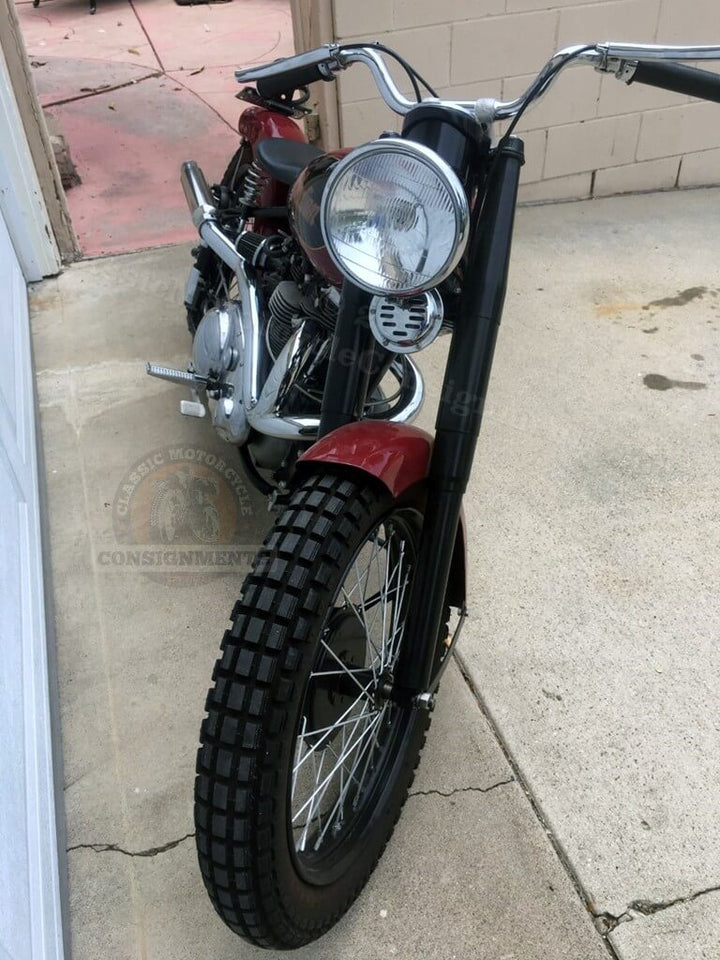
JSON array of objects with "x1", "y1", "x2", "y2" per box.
[{"x1": 195, "y1": 472, "x2": 443, "y2": 948}]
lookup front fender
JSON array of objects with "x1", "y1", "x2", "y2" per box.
[
  {"x1": 296, "y1": 421, "x2": 466, "y2": 606},
  {"x1": 297, "y1": 421, "x2": 433, "y2": 498}
]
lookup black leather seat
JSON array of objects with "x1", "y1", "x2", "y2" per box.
[{"x1": 255, "y1": 138, "x2": 325, "y2": 187}]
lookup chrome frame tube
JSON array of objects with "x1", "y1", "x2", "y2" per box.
[
  {"x1": 236, "y1": 268, "x2": 262, "y2": 410},
  {"x1": 248, "y1": 330, "x2": 425, "y2": 441}
]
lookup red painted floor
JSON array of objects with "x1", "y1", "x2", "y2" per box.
[{"x1": 17, "y1": 0, "x2": 293, "y2": 257}]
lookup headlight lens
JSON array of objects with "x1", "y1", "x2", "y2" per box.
[{"x1": 320, "y1": 139, "x2": 469, "y2": 297}]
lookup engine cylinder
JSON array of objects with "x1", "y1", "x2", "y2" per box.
[{"x1": 267, "y1": 281, "x2": 302, "y2": 358}]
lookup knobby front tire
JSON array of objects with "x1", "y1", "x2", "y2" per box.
[{"x1": 194, "y1": 472, "x2": 443, "y2": 948}]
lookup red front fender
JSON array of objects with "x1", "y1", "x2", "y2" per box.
[
  {"x1": 297, "y1": 421, "x2": 466, "y2": 606},
  {"x1": 297, "y1": 421, "x2": 433, "y2": 498}
]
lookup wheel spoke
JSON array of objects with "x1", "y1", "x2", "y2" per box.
[
  {"x1": 386, "y1": 546, "x2": 410, "y2": 668},
  {"x1": 352, "y1": 705, "x2": 388, "y2": 808},
  {"x1": 293, "y1": 681, "x2": 375, "y2": 777},
  {"x1": 291, "y1": 714, "x2": 308, "y2": 802},
  {"x1": 298, "y1": 745, "x2": 327, "y2": 851},
  {"x1": 377, "y1": 532, "x2": 392, "y2": 669},
  {"x1": 352, "y1": 551, "x2": 384, "y2": 671},
  {"x1": 293, "y1": 711, "x2": 381, "y2": 827},
  {"x1": 339, "y1": 586, "x2": 383, "y2": 676},
  {"x1": 309, "y1": 667, "x2": 370, "y2": 678},
  {"x1": 319, "y1": 638, "x2": 375, "y2": 698},
  {"x1": 342, "y1": 534, "x2": 387, "y2": 602},
  {"x1": 293, "y1": 710, "x2": 383, "y2": 832},
  {"x1": 298, "y1": 709, "x2": 377, "y2": 744},
  {"x1": 289, "y1": 502, "x2": 420, "y2": 865},
  {"x1": 313, "y1": 705, "x2": 388, "y2": 849}
]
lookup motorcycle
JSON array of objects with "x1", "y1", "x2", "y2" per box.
[{"x1": 147, "y1": 39, "x2": 720, "y2": 948}]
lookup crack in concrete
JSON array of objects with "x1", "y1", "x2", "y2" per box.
[
  {"x1": 408, "y1": 777, "x2": 514, "y2": 800},
  {"x1": 42, "y1": 72, "x2": 162, "y2": 108},
  {"x1": 67, "y1": 832, "x2": 195, "y2": 858},
  {"x1": 128, "y1": 0, "x2": 165, "y2": 73},
  {"x1": 593, "y1": 883, "x2": 720, "y2": 934},
  {"x1": 453, "y1": 653, "x2": 622, "y2": 960}
]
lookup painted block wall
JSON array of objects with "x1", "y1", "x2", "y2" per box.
[{"x1": 328, "y1": 0, "x2": 720, "y2": 201}]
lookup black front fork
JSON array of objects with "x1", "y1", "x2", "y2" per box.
[
  {"x1": 319, "y1": 283, "x2": 375, "y2": 436},
  {"x1": 395, "y1": 137, "x2": 525, "y2": 699}
]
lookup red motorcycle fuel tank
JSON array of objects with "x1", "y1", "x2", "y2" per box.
[{"x1": 289, "y1": 151, "x2": 350, "y2": 287}]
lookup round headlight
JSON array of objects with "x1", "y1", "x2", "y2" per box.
[{"x1": 320, "y1": 139, "x2": 469, "y2": 297}]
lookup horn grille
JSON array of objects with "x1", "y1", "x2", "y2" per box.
[{"x1": 368, "y1": 290, "x2": 444, "y2": 354}]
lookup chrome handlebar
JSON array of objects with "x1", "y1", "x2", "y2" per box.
[
  {"x1": 235, "y1": 41, "x2": 720, "y2": 126},
  {"x1": 599, "y1": 42, "x2": 720, "y2": 61}
]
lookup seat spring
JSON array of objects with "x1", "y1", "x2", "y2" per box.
[{"x1": 240, "y1": 160, "x2": 269, "y2": 207}]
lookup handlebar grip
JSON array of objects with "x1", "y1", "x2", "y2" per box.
[
  {"x1": 256, "y1": 62, "x2": 330, "y2": 99},
  {"x1": 629, "y1": 61, "x2": 720, "y2": 104}
]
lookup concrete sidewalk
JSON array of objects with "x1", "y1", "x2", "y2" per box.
[{"x1": 31, "y1": 187, "x2": 720, "y2": 959}]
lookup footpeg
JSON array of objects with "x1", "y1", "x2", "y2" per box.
[{"x1": 146, "y1": 362, "x2": 208, "y2": 387}]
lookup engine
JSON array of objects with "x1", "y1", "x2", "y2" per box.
[
  {"x1": 190, "y1": 229, "x2": 339, "y2": 448},
  {"x1": 235, "y1": 229, "x2": 339, "y2": 360}
]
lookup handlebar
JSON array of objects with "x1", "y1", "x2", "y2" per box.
[
  {"x1": 234, "y1": 40, "x2": 720, "y2": 126},
  {"x1": 627, "y1": 60, "x2": 720, "y2": 104}
]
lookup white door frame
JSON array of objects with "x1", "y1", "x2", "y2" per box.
[
  {"x1": 0, "y1": 31, "x2": 65, "y2": 960},
  {"x1": 0, "y1": 43, "x2": 60, "y2": 281}
]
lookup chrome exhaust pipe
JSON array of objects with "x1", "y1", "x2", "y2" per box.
[
  {"x1": 181, "y1": 160, "x2": 262, "y2": 410},
  {"x1": 180, "y1": 161, "x2": 242, "y2": 272},
  {"x1": 249, "y1": 330, "x2": 424, "y2": 440}
]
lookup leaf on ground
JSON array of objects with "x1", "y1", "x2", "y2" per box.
[
  {"x1": 30, "y1": 60, "x2": 47, "y2": 67},
  {"x1": 108, "y1": 102, "x2": 116, "y2": 111},
  {"x1": 127, "y1": 47, "x2": 141, "y2": 56},
  {"x1": 189, "y1": 66, "x2": 205, "y2": 76}
]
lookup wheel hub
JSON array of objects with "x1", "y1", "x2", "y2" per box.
[{"x1": 306, "y1": 610, "x2": 368, "y2": 742}]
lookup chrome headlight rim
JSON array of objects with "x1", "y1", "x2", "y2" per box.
[{"x1": 319, "y1": 138, "x2": 470, "y2": 298}]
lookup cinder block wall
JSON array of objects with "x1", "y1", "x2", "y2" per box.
[{"x1": 329, "y1": 0, "x2": 720, "y2": 202}]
